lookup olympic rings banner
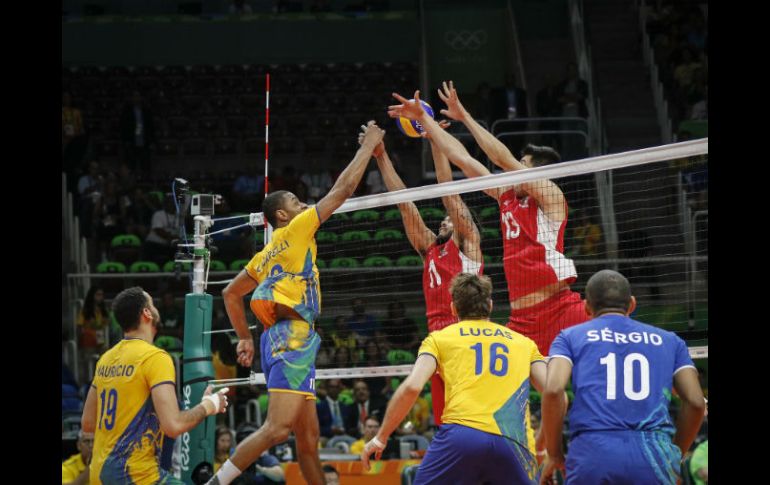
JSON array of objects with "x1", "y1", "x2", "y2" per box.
[{"x1": 425, "y1": 5, "x2": 512, "y2": 93}]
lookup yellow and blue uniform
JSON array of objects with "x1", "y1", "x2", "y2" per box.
[
  {"x1": 90, "y1": 338, "x2": 182, "y2": 485},
  {"x1": 244, "y1": 206, "x2": 322, "y2": 398},
  {"x1": 62, "y1": 453, "x2": 86, "y2": 483},
  {"x1": 415, "y1": 319, "x2": 544, "y2": 485}
]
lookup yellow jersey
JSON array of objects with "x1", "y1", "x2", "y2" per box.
[
  {"x1": 90, "y1": 338, "x2": 176, "y2": 485},
  {"x1": 245, "y1": 206, "x2": 321, "y2": 327},
  {"x1": 418, "y1": 319, "x2": 544, "y2": 453},
  {"x1": 62, "y1": 453, "x2": 86, "y2": 483}
]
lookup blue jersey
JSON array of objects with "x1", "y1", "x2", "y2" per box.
[{"x1": 549, "y1": 314, "x2": 695, "y2": 437}]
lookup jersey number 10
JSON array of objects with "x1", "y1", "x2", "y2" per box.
[{"x1": 599, "y1": 352, "x2": 650, "y2": 400}]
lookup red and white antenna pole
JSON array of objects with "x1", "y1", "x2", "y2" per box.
[{"x1": 263, "y1": 73, "x2": 272, "y2": 244}]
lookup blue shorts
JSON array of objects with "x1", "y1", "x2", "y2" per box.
[
  {"x1": 259, "y1": 319, "x2": 320, "y2": 398},
  {"x1": 566, "y1": 430, "x2": 682, "y2": 485},
  {"x1": 414, "y1": 424, "x2": 538, "y2": 485}
]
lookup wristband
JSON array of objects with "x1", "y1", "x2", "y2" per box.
[{"x1": 372, "y1": 436, "x2": 386, "y2": 449}]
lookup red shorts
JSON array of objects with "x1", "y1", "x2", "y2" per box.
[
  {"x1": 507, "y1": 289, "x2": 589, "y2": 355},
  {"x1": 430, "y1": 373, "x2": 445, "y2": 426}
]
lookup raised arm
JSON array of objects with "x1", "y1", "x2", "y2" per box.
[
  {"x1": 316, "y1": 121, "x2": 385, "y2": 223},
  {"x1": 438, "y1": 82, "x2": 567, "y2": 222},
  {"x1": 365, "y1": 135, "x2": 434, "y2": 256},
  {"x1": 428, "y1": 135, "x2": 481, "y2": 260},
  {"x1": 388, "y1": 91, "x2": 503, "y2": 201}
]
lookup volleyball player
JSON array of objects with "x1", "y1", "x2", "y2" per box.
[
  {"x1": 207, "y1": 121, "x2": 385, "y2": 485},
  {"x1": 389, "y1": 86, "x2": 589, "y2": 356},
  {"x1": 82, "y1": 287, "x2": 229, "y2": 484},
  {"x1": 361, "y1": 274, "x2": 546, "y2": 484},
  {"x1": 360, "y1": 126, "x2": 483, "y2": 427},
  {"x1": 540, "y1": 270, "x2": 705, "y2": 484}
]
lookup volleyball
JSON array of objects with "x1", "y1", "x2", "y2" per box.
[{"x1": 396, "y1": 99, "x2": 434, "y2": 138}]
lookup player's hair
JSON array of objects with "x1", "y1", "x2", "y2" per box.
[
  {"x1": 262, "y1": 190, "x2": 290, "y2": 227},
  {"x1": 112, "y1": 286, "x2": 149, "y2": 332},
  {"x1": 450, "y1": 273, "x2": 493, "y2": 319},
  {"x1": 521, "y1": 144, "x2": 561, "y2": 166},
  {"x1": 585, "y1": 269, "x2": 632, "y2": 315},
  {"x1": 322, "y1": 464, "x2": 339, "y2": 476}
]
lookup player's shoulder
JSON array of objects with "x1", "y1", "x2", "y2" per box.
[{"x1": 630, "y1": 318, "x2": 685, "y2": 345}]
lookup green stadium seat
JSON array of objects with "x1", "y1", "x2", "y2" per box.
[
  {"x1": 130, "y1": 261, "x2": 160, "y2": 273},
  {"x1": 352, "y1": 210, "x2": 380, "y2": 222},
  {"x1": 330, "y1": 212, "x2": 350, "y2": 222},
  {"x1": 163, "y1": 261, "x2": 192, "y2": 272},
  {"x1": 253, "y1": 230, "x2": 264, "y2": 245},
  {"x1": 383, "y1": 208, "x2": 402, "y2": 221},
  {"x1": 479, "y1": 207, "x2": 499, "y2": 221},
  {"x1": 315, "y1": 258, "x2": 326, "y2": 269},
  {"x1": 97, "y1": 262, "x2": 127, "y2": 273},
  {"x1": 363, "y1": 256, "x2": 394, "y2": 267},
  {"x1": 341, "y1": 231, "x2": 371, "y2": 243},
  {"x1": 419, "y1": 207, "x2": 444, "y2": 222},
  {"x1": 483, "y1": 255, "x2": 499, "y2": 265},
  {"x1": 230, "y1": 259, "x2": 250, "y2": 271},
  {"x1": 148, "y1": 191, "x2": 165, "y2": 205},
  {"x1": 330, "y1": 257, "x2": 360, "y2": 268},
  {"x1": 374, "y1": 229, "x2": 404, "y2": 241},
  {"x1": 209, "y1": 260, "x2": 227, "y2": 271},
  {"x1": 482, "y1": 228, "x2": 500, "y2": 240},
  {"x1": 387, "y1": 349, "x2": 415, "y2": 365},
  {"x1": 110, "y1": 234, "x2": 142, "y2": 248},
  {"x1": 397, "y1": 255, "x2": 422, "y2": 267},
  {"x1": 316, "y1": 231, "x2": 339, "y2": 244}
]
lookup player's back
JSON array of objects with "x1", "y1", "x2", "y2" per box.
[
  {"x1": 246, "y1": 206, "x2": 322, "y2": 326},
  {"x1": 550, "y1": 314, "x2": 694, "y2": 436},
  {"x1": 420, "y1": 319, "x2": 543, "y2": 448},
  {"x1": 90, "y1": 338, "x2": 175, "y2": 485}
]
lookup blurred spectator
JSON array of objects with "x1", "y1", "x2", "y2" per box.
[
  {"x1": 331, "y1": 315, "x2": 359, "y2": 350},
  {"x1": 317, "y1": 378, "x2": 351, "y2": 440},
  {"x1": 689, "y1": 439, "x2": 708, "y2": 485},
  {"x1": 332, "y1": 346, "x2": 352, "y2": 368},
  {"x1": 143, "y1": 196, "x2": 181, "y2": 265},
  {"x1": 62, "y1": 431, "x2": 94, "y2": 485},
  {"x1": 380, "y1": 301, "x2": 420, "y2": 354},
  {"x1": 571, "y1": 209, "x2": 603, "y2": 257},
  {"x1": 361, "y1": 341, "x2": 388, "y2": 397},
  {"x1": 229, "y1": 0, "x2": 253, "y2": 15},
  {"x1": 209, "y1": 197, "x2": 253, "y2": 262},
  {"x1": 345, "y1": 297, "x2": 380, "y2": 341},
  {"x1": 350, "y1": 417, "x2": 380, "y2": 454},
  {"x1": 78, "y1": 161, "x2": 103, "y2": 239},
  {"x1": 555, "y1": 62, "x2": 588, "y2": 119},
  {"x1": 77, "y1": 286, "x2": 109, "y2": 376},
  {"x1": 396, "y1": 390, "x2": 430, "y2": 436},
  {"x1": 214, "y1": 426, "x2": 234, "y2": 473},
  {"x1": 299, "y1": 168, "x2": 333, "y2": 204},
  {"x1": 365, "y1": 168, "x2": 387, "y2": 195},
  {"x1": 120, "y1": 91, "x2": 157, "y2": 175},
  {"x1": 345, "y1": 380, "x2": 386, "y2": 438},
  {"x1": 323, "y1": 465, "x2": 340, "y2": 485},
  {"x1": 62, "y1": 91, "x2": 87, "y2": 181},
  {"x1": 673, "y1": 48, "x2": 703, "y2": 94},
  {"x1": 123, "y1": 187, "x2": 155, "y2": 240},
  {"x1": 158, "y1": 291, "x2": 184, "y2": 338},
  {"x1": 232, "y1": 171, "x2": 265, "y2": 212},
  {"x1": 94, "y1": 179, "x2": 126, "y2": 261},
  {"x1": 493, "y1": 73, "x2": 529, "y2": 120}
]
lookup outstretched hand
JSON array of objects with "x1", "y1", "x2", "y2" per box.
[
  {"x1": 359, "y1": 120, "x2": 386, "y2": 151},
  {"x1": 437, "y1": 80, "x2": 468, "y2": 122},
  {"x1": 420, "y1": 120, "x2": 451, "y2": 140},
  {"x1": 388, "y1": 91, "x2": 426, "y2": 121},
  {"x1": 359, "y1": 123, "x2": 385, "y2": 157}
]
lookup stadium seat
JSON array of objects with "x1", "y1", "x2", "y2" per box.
[
  {"x1": 110, "y1": 234, "x2": 142, "y2": 266},
  {"x1": 316, "y1": 231, "x2": 339, "y2": 244},
  {"x1": 482, "y1": 228, "x2": 500, "y2": 240},
  {"x1": 330, "y1": 257, "x2": 360, "y2": 268},
  {"x1": 316, "y1": 258, "x2": 326, "y2": 269},
  {"x1": 479, "y1": 206, "x2": 499, "y2": 221},
  {"x1": 111, "y1": 234, "x2": 142, "y2": 248},
  {"x1": 62, "y1": 384, "x2": 83, "y2": 414},
  {"x1": 329, "y1": 213, "x2": 350, "y2": 222},
  {"x1": 396, "y1": 255, "x2": 422, "y2": 267},
  {"x1": 352, "y1": 210, "x2": 380, "y2": 223},
  {"x1": 97, "y1": 262, "x2": 127, "y2": 273},
  {"x1": 363, "y1": 256, "x2": 393, "y2": 267},
  {"x1": 209, "y1": 260, "x2": 227, "y2": 271},
  {"x1": 374, "y1": 229, "x2": 404, "y2": 241},
  {"x1": 483, "y1": 255, "x2": 501, "y2": 265},
  {"x1": 163, "y1": 261, "x2": 193, "y2": 272},
  {"x1": 230, "y1": 259, "x2": 249, "y2": 271},
  {"x1": 130, "y1": 261, "x2": 161, "y2": 273},
  {"x1": 341, "y1": 231, "x2": 371, "y2": 243},
  {"x1": 419, "y1": 207, "x2": 444, "y2": 222},
  {"x1": 383, "y1": 208, "x2": 402, "y2": 221},
  {"x1": 387, "y1": 349, "x2": 415, "y2": 365}
]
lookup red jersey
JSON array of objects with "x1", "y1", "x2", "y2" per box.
[
  {"x1": 423, "y1": 238, "x2": 483, "y2": 332},
  {"x1": 499, "y1": 189, "x2": 577, "y2": 301}
]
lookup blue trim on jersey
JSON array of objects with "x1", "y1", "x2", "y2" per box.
[
  {"x1": 150, "y1": 381, "x2": 175, "y2": 390},
  {"x1": 100, "y1": 397, "x2": 162, "y2": 485}
]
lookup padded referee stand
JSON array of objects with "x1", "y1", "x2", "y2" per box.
[{"x1": 181, "y1": 293, "x2": 216, "y2": 483}]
